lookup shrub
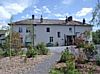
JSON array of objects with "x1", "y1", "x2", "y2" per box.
[
  {"x1": 26, "y1": 48, "x2": 37, "y2": 58},
  {"x1": 59, "y1": 49, "x2": 74, "y2": 63},
  {"x1": 83, "y1": 44, "x2": 97, "y2": 60},
  {"x1": 49, "y1": 69, "x2": 63, "y2": 74},
  {"x1": 96, "y1": 54, "x2": 100, "y2": 66},
  {"x1": 3, "y1": 49, "x2": 16, "y2": 57},
  {"x1": 0, "y1": 49, "x2": 4, "y2": 57},
  {"x1": 36, "y1": 43, "x2": 49, "y2": 55},
  {"x1": 75, "y1": 37, "x2": 85, "y2": 48}
]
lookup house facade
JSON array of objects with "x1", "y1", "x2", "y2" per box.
[{"x1": 9, "y1": 15, "x2": 93, "y2": 46}]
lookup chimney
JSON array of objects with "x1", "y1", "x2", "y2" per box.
[
  {"x1": 83, "y1": 18, "x2": 85, "y2": 24},
  {"x1": 68, "y1": 16, "x2": 72, "y2": 21},
  {"x1": 40, "y1": 15, "x2": 43, "y2": 23},
  {"x1": 32, "y1": 15, "x2": 34, "y2": 20},
  {"x1": 65, "y1": 16, "x2": 68, "y2": 23}
]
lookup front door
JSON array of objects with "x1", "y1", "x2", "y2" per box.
[{"x1": 67, "y1": 35, "x2": 75, "y2": 45}]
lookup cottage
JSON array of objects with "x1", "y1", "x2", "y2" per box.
[{"x1": 9, "y1": 15, "x2": 93, "y2": 46}]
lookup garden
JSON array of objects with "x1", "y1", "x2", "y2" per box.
[
  {"x1": 49, "y1": 38, "x2": 100, "y2": 74},
  {"x1": 0, "y1": 42, "x2": 50, "y2": 74}
]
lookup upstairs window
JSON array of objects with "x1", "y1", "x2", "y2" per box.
[
  {"x1": 57, "y1": 32, "x2": 60, "y2": 38},
  {"x1": 50, "y1": 37, "x2": 53, "y2": 42},
  {"x1": 26, "y1": 27, "x2": 30, "y2": 33},
  {"x1": 69, "y1": 28, "x2": 72, "y2": 31},
  {"x1": 46, "y1": 27, "x2": 50, "y2": 32},
  {"x1": 19, "y1": 27, "x2": 22, "y2": 33}
]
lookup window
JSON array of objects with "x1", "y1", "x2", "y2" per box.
[
  {"x1": 19, "y1": 27, "x2": 22, "y2": 33},
  {"x1": 26, "y1": 29, "x2": 30, "y2": 33},
  {"x1": 26, "y1": 27, "x2": 31, "y2": 33},
  {"x1": 69, "y1": 28, "x2": 72, "y2": 31},
  {"x1": 57, "y1": 32, "x2": 60, "y2": 38},
  {"x1": 50, "y1": 37, "x2": 53, "y2": 42},
  {"x1": 47, "y1": 27, "x2": 50, "y2": 32}
]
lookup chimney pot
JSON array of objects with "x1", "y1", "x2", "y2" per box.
[
  {"x1": 40, "y1": 15, "x2": 43, "y2": 23},
  {"x1": 68, "y1": 16, "x2": 72, "y2": 21},
  {"x1": 32, "y1": 15, "x2": 34, "y2": 19},
  {"x1": 83, "y1": 18, "x2": 85, "y2": 24}
]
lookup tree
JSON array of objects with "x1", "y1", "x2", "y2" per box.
[
  {"x1": 4, "y1": 31, "x2": 22, "y2": 51},
  {"x1": 92, "y1": 30, "x2": 100, "y2": 44},
  {"x1": 91, "y1": 0, "x2": 100, "y2": 26}
]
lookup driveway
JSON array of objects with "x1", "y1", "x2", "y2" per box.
[{"x1": 27, "y1": 52, "x2": 61, "y2": 74}]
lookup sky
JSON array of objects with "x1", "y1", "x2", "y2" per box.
[{"x1": 0, "y1": 0, "x2": 99, "y2": 31}]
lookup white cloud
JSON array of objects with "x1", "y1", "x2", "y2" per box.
[
  {"x1": 54, "y1": 13, "x2": 62, "y2": 17},
  {"x1": 0, "y1": 6, "x2": 11, "y2": 19},
  {"x1": 76, "y1": 8, "x2": 93, "y2": 17},
  {"x1": 34, "y1": 7, "x2": 42, "y2": 14},
  {"x1": 42, "y1": 6, "x2": 51, "y2": 13},
  {"x1": 54, "y1": 13, "x2": 69, "y2": 18},
  {"x1": 5, "y1": 3, "x2": 26, "y2": 15},
  {"x1": 58, "y1": 18, "x2": 65, "y2": 20},
  {"x1": 33, "y1": 6, "x2": 51, "y2": 14},
  {"x1": 62, "y1": 0, "x2": 73, "y2": 4},
  {"x1": 21, "y1": 14, "x2": 31, "y2": 19},
  {"x1": 0, "y1": 0, "x2": 37, "y2": 20}
]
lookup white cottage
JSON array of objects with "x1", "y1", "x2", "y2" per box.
[{"x1": 9, "y1": 15, "x2": 93, "y2": 46}]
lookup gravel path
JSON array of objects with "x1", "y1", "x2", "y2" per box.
[{"x1": 27, "y1": 52, "x2": 61, "y2": 74}]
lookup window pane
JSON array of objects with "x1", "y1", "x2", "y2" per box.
[
  {"x1": 57, "y1": 32, "x2": 60, "y2": 38},
  {"x1": 50, "y1": 37, "x2": 53, "y2": 42},
  {"x1": 47, "y1": 27, "x2": 50, "y2": 32},
  {"x1": 19, "y1": 27, "x2": 22, "y2": 32}
]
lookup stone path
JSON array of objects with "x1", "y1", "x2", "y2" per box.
[{"x1": 27, "y1": 52, "x2": 61, "y2": 74}]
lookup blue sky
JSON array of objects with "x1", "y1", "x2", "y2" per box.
[{"x1": 0, "y1": 0, "x2": 99, "y2": 31}]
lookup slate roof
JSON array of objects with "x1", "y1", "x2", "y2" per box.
[{"x1": 8, "y1": 19, "x2": 92, "y2": 26}]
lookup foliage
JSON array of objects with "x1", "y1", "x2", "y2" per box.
[
  {"x1": 75, "y1": 37, "x2": 85, "y2": 48},
  {"x1": 49, "y1": 69, "x2": 64, "y2": 74},
  {"x1": 92, "y1": 30, "x2": 100, "y2": 44},
  {"x1": 36, "y1": 43, "x2": 49, "y2": 55},
  {"x1": 50, "y1": 49, "x2": 80, "y2": 74},
  {"x1": 65, "y1": 54, "x2": 80, "y2": 74},
  {"x1": 59, "y1": 49, "x2": 74, "y2": 62},
  {"x1": 0, "y1": 49, "x2": 4, "y2": 57},
  {"x1": 96, "y1": 54, "x2": 100, "y2": 66},
  {"x1": 26, "y1": 48, "x2": 36, "y2": 58},
  {"x1": 83, "y1": 44, "x2": 97, "y2": 60},
  {"x1": 2, "y1": 31, "x2": 22, "y2": 51},
  {"x1": 2, "y1": 49, "x2": 16, "y2": 57},
  {"x1": 91, "y1": 0, "x2": 100, "y2": 25}
]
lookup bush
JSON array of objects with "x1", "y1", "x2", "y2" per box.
[
  {"x1": 0, "y1": 49, "x2": 4, "y2": 57},
  {"x1": 83, "y1": 44, "x2": 97, "y2": 60},
  {"x1": 49, "y1": 69, "x2": 64, "y2": 74},
  {"x1": 3, "y1": 49, "x2": 16, "y2": 57},
  {"x1": 36, "y1": 43, "x2": 49, "y2": 55},
  {"x1": 26, "y1": 48, "x2": 37, "y2": 58},
  {"x1": 59, "y1": 49, "x2": 74, "y2": 63},
  {"x1": 96, "y1": 54, "x2": 100, "y2": 66}
]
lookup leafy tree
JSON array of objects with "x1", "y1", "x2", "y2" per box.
[
  {"x1": 3, "y1": 31, "x2": 22, "y2": 51},
  {"x1": 92, "y1": 30, "x2": 100, "y2": 44},
  {"x1": 91, "y1": 0, "x2": 100, "y2": 26}
]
